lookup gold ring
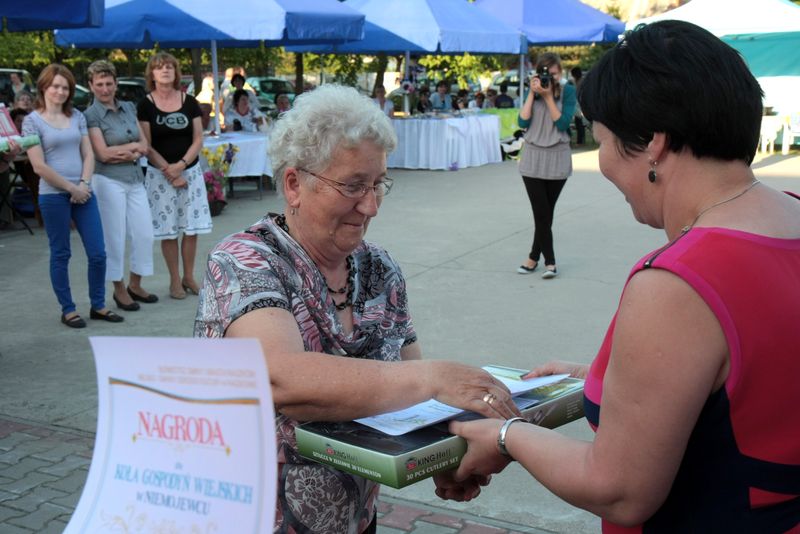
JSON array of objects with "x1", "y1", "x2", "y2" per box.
[{"x1": 483, "y1": 393, "x2": 495, "y2": 405}]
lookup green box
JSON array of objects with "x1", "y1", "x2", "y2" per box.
[{"x1": 295, "y1": 377, "x2": 585, "y2": 488}]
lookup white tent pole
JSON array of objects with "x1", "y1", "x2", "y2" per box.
[
  {"x1": 519, "y1": 53, "x2": 524, "y2": 106},
  {"x1": 403, "y1": 50, "x2": 411, "y2": 114},
  {"x1": 211, "y1": 39, "x2": 221, "y2": 135}
]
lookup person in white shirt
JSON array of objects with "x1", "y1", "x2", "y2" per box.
[
  {"x1": 372, "y1": 85, "x2": 394, "y2": 117},
  {"x1": 468, "y1": 92, "x2": 486, "y2": 109},
  {"x1": 223, "y1": 73, "x2": 260, "y2": 124},
  {"x1": 225, "y1": 89, "x2": 264, "y2": 132}
]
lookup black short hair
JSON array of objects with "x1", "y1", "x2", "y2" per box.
[
  {"x1": 579, "y1": 20, "x2": 763, "y2": 164},
  {"x1": 232, "y1": 88, "x2": 248, "y2": 106},
  {"x1": 231, "y1": 73, "x2": 245, "y2": 85}
]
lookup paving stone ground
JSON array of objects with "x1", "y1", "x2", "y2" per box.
[
  {"x1": 2, "y1": 152, "x2": 797, "y2": 533},
  {"x1": 0, "y1": 416, "x2": 552, "y2": 533}
]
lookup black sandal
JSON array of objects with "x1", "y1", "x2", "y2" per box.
[
  {"x1": 61, "y1": 314, "x2": 87, "y2": 329},
  {"x1": 90, "y1": 309, "x2": 125, "y2": 323}
]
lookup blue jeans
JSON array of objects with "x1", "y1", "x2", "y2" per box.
[{"x1": 38, "y1": 193, "x2": 107, "y2": 314}]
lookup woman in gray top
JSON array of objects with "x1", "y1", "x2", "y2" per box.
[
  {"x1": 22, "y1": 64, "x2": 122, "y2": 327},
  {"x1": 516, "y1": 52, "x2": 576, "y2": 279},
  {"x1": 85, "y1": 60, "x2": 158, "y2": 312}
]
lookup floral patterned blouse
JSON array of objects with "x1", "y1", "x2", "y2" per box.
[{"x1": 194, "y1": 213, "x2": 417, "y2": 534}]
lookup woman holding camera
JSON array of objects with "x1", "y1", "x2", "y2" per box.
[{"x1": 516, "y1": 52, "x2": 576, "y2": 279}]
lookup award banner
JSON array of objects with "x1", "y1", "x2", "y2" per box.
[{"x1": 65, "y1": 337, "x2": 276, "y2": 533}]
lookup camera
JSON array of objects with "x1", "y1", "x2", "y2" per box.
[{"x1": 537, "y1": 66, "x2": 552, "y2": 89}]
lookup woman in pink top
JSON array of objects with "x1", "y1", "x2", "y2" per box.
[{"x1": 439, "y1": 21, "x2": 800, "y2": 533}]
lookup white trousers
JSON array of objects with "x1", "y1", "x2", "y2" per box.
[{"x1": 92, "y1": 174, "x2": 154, "y2": 281}]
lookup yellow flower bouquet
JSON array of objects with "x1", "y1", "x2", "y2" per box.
[{"x1": 201, "y1": 143, "x2": 239, "y2": 215}]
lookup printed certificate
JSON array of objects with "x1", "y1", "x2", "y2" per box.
[{"x1": 64, "y1": 337, "x2": 276, "y2": 533}]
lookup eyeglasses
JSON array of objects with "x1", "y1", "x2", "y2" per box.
[{"x1": 299, "y1": 168, "x2": 393, "y2": 198}]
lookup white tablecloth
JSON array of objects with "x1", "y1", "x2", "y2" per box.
[
  {"x1": 202, "y1": 131, "x2": 272, "y2": 177},
  {"x1": 387, "y1": 114, "x2": 501, "y2": 170}
]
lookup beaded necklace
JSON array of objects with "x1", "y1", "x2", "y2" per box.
[{"x1": 274, "y1": 213, "x2": 355, "y2": 311}]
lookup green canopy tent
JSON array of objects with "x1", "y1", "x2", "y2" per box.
[{"x1": 723, "y1": 32, "x2": 800, "y2": 77}]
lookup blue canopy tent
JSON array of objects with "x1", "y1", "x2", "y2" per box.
[
  {"x1": 288, "y1": 20, "x2": 428, "y2": 56},
  {"x1": 474, "y1": 0, "x2": 624, "y2": 97},
  {"x1": 475, "y1": 0, "x2": 624, "y2": 46},
  {"x1": 55, "y1": 0, "x2": 365, "y2": 132},
  {"x1": 287, "y1": 0, "x2": 524, "y2": 112},
  {"x1": 54, "y1": 0, "x2": 364, "y2": 49},
  {"x1": 1, "y1": 0, "x2": 104, "y2": 31},
  {"x1": 289, "y1": 0, "x2": 525, "y2": 55}
]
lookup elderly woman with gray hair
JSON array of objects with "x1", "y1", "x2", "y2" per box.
[{"x1": 194, "y1": 84, "x2": 518, "y2": 533}]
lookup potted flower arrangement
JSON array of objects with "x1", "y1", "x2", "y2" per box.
[{"x1": 201, "y1": 143, "x2": 238, "y2": 216}]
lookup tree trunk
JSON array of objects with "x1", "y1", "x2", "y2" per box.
[
  {"x1": 395, "y1": 54, "x2": 404, "y2": 81},
  {"x1": 372, "y1": 53, "x2": 388, "y2": 97},
  {"x1": 295, "y1": 53, "x2": 304, "y2": 95},
  {"x1": 190, "y1": 48, "x2": 203, "y2": 96},
  {"x1": 258, "y1": 43, "x2": 268, "y2": 76}
]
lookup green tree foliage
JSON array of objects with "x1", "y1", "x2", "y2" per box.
[
  {"x1": 418, "y1": 53, "x2": 501, "y2": 87},
  {"x1": 215, "y1": 45, "x2": 283, "y2": 77},
  {"x1": 0, "y1": 31, "x2": 56, "y2": 71},
  {"x1": 303, "y1": 53, "x2": 364, "y2": 87}
]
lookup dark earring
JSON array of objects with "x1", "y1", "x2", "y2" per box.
[{"x1": 648, "y1": 161, "x2": 657, "y2": 183}]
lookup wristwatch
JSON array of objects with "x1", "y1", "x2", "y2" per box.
[
  {"x1": 79, "y1": 178, "x2": 91, "y2": 186},
  {"x1": 497, "y1": 417, "x2": 526, "y2": 458}
]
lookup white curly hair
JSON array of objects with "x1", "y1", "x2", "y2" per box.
[{"x1": 268, "y1": 84, "x2": 397, "y2": 192}]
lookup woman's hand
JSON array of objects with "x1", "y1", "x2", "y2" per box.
[
  {"x1": 531, "y1": 76, "x2": 554, "y2": 100},
  {"x1": 3, "y1": 138, "x2": 21, "y2": 159},
  {"x1": 433, "y1": 470, "x2": 491, "y2": 502},
  {"x1": 69, "y1": 181, "x2": 91, "y2": 204},
  {"x1": 523, "y1": 360, "x2": 589, "y2": 380},
  {"x1": 448, "y1": 418, "x2": 513, "y2": 482},
  {"x1": 163, "y1": 163, "x2": 187, "y2": 188},
  {"x1": 114, "y1": 149, "x2": 138, "y2": 162},
  {"x1": 424, "y1": 361, "x2": 521, "y2": 420}
]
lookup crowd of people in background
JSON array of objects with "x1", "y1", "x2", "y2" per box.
[
  {"x1": 1, "y1": 54, "x2": 228, "y2": 326},
  {"x1": 2, "y1": 57, "x2": 590, "y2": 325},
  {"x1": 368, "y1": 70, "x2": 587, "y2": 116}
]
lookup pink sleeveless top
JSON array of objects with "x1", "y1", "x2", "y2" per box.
[{"x1": 585, "y1": 217, "x2": 800, "y2": 533}]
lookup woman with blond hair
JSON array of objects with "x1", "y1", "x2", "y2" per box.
[
  {"x1": 137, "y1": 52, "x2": 211, "y2": 299},
  {"x1": 85, "y1": 59, "x2": 158, "y2": 311},
  {"x1": 22, "y1": 64, "x2": 122, "y2": 327}
]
